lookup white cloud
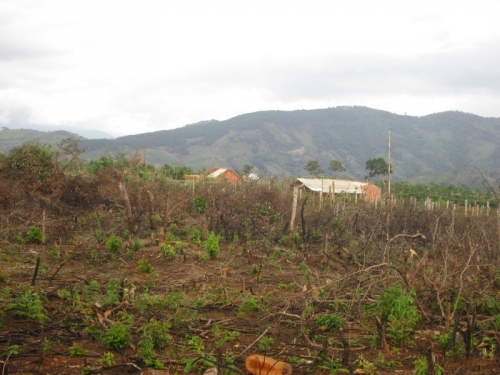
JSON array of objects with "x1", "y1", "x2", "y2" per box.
[{"x1": 0, "y1": 0, "x2": 500, "y2": 137}]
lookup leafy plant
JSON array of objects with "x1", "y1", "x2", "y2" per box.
[
  {"x1": 192, "y1": 195, "x2": 208, "y2": 213},
  {"x1": 238, "y1": 296, "x2": 259, "y2": 317},
  {"x1": 189, "y1": 227, "x2": 202, "y2": 245},
  {"x1": 26, "y1": 227, "x2": 42, "y2": 243},
  {"x1": 367, "y1": 284, "x2": 419, "y2": 347},
  {"x1": 213, "y1": 324, "x2": 240, "y2": 347},
  {"x1": 97, "y1": 352, "x2": 116, "y2": 366},
  {"x1": 102, "y1": 313, "x2": 132, "y2": 350},
  {"x1": 355, "y1": 355, "x2": 376, "y2": 375},
  {"x1": 137, "y1": 320, "x2": 171, "y2": 368},
  {"x1": 137, "y1": 258, "x2": 154, "y2": 273},
  {"x1": 1, "y1": 287, "x2": 48, "y2": 324},
  {"x1": 316, "y1": 314, "x2": 344, "y2": 332},
  {"x1": 130, "y1": 237, "x2": 144, "y2": 251},
  {"x1": 69, "y1": 343, "x2": 87, "y2": 357},
  {"x1": 257, "y1": 336, "x2": 274, "y2": 353},
  {"x1": 414, "y1": 356, "x2": 443, "y2": 375},
  {"x1": 204, "y1": 231, "x2": 221, "y2": 259},
  {"x1": 106, "y1": 235, "x2": 123, "y2": 253},
  {"x1": 159, "y1": 243, "x2": 176, "y2": 259}
]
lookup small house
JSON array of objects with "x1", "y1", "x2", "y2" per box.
[
  {"x1": 294, "y1": 178, "x2": 381, "y2": 201},
  {"x1": 205, "y1": 168, "x2": 243, "y2": 185}
]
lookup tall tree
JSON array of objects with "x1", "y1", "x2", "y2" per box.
[
  {"x1": 365, "y1": 157, "x2": 391, "y2": 179},
  {"x1": 243, "y1": 164, "x2": 254, "y2": 175},
  {"x1": 329, "y1": 159, "x2": 346, "y2": 175},
  {"x1": 304, "y1": 160, "x2": 324, "y2": 177}
]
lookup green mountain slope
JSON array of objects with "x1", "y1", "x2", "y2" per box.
[{"x1": 1, "y1": 107, "x2": 500, "y2": 185}]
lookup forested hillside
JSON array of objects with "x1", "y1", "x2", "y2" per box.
[{"x1": 2, "y1": 106, "x2": 500, "y2": 185}]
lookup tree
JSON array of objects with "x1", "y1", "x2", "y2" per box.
[
  {"x1": 304, "y1": 160, "x2": 324, "y2": 177},
  {"x1": 243, "y1": 164, "x2": 254, "y2": 175},
  {"x1": 329, "y1": 159, "x2": 346, "y2": 175},
  {"x1": 365, "y1": 157, "x2": 391, "y2": 179},
  {"x1": 8, "y1": 142, "x2": 54, "y2": 181}
]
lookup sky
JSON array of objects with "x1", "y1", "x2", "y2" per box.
[{"x1": 1, "y1": 0, "x2": 500, "y2": 138}]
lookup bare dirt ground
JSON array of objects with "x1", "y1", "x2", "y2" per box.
[{"x1": 1, "y1": 235, "x2": 499, "y2": 375}]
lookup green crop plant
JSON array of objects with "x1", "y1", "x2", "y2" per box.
[
  {"x1": 213, "y1": 324, "x2": 240, "y2": 347},
  {"x1": 101, "y1": 312, "x2": 133, "y2": 350},
  {"x1": 69, "y1": 343, "x2": 87, "y2": 357},
  {"x1": 316, "y1": 313, "x2": 344, "y2": 332},
  {"x1": 97, "y1": 352, "x2": 116, "y2": 367},
  {"x1": 106, "y1": 235, "x2": 123, "y2": 253},
  {"x1": 101, "y1": 278, "x2": 121, "y2": 307},
  {"x1": 189, "y1": 227, "x2": 202, "y2": 245},
  {"x1": 175, "y1": 241, "x2": 187, "y2": 252},
  {"x1": 414, "y1": 356, "x2": 443, "y2": 375},
  {"x1": 137, "y1": 320, "x2": 171, "y2": 368},
  {"x1": 26, "y1": 227, "x2": 42, "y2": 243},
  {"x1": 0, "y1": 286, "x2": 48, "y2": 324},
  {"x1": 192, "y1": 195, "x2": 208, "y2": 213},
  {"x1": 137, "y1": 258, "x2": 154, "y2": 272},
  {"x1": 299, "y1": 262, "x2": 311, "y2": 284},
  {"x1": 316, "y1": 357, "x2": 349, "y2": 374},
  {"x1": 204, "y1": 231, "x2": 221, "y2": 259},
  {"x1": 17, "y1": 232, "x2": 26, "y2": 246},
  {"x1": 130, "y1": 237, "x2": 144, "y2": 251},
  {"x1": 367, "y1": 283, "x2": 419, "y2": 348},
  {"x1": 238, "y1": 296, "x2": 259, "y2": 317},
  {"x1": 159, "y1": 243, "x2": 176, "y2": 259},
  {"x1": 355, "y1": 355, "x2": 376, "y2": 375},
  {"x1": 257, "y1": 336, "x2": 274, "y2": 353}
]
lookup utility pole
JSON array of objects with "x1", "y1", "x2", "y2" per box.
[{"x1": 386, "y1": 131, "x2": 391, "y2": 241}]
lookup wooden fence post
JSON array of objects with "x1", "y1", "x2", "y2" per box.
[{"x1": 290, "y1": 186, "x2": 299, "y2": 232}]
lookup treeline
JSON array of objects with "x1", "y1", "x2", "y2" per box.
[
  {"x1": 88, "y1": 154, "x2": 199, "y2": 180},
  {"x1": 384, "y1": 181, "x2": 498, "y2": 209},
  {"x1": 0, "y1": 141, "x2": 203, "y2": 182},
  {"x1": 1, "y1": 141, "x2": 499, "y2": 209}
]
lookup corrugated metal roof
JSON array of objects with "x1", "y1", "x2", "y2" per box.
[
  {"x1": 207, "y1": 168, "x2": 228, "y2": 178},
  {"x1": 297, "y1": 178, "x2": 368, "y2": 194}
]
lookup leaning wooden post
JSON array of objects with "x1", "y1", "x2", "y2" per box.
[
  {"x1": 465, "y1": 200, "x2": 468, "y2": 217},
  {"x1": 290, "y1": 186, "x2": 299, "y2": 232},
  {"x1": 319, "y1": 179, "x2": 324, "y2": 211},
  {"x1": 450, "y1": 203, "x2": 455, "y2": 237},
  {"x1": 331, "y1": 180, "x2": 336, "y2": 205},
  {"x1": 497, "y1": 209, "x2": 500, "y2": 259},
  {"x1": 42, "y1": 209, "x2": 46, "y2": 244}
]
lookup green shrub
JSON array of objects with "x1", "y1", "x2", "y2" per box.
[
  {"x1": 189, "y1": 228, "x2": 202, "y2": 245},
  {"x1": 316, "y1": 314, "x2": 344, "y2": 332},
  {"x1": 137, "y1": 258, "x2": 154, "y2": 273},
  {"x1": 1, "y1": 287, "x2": 48, "y2": 324},
  {"x1": 159, "y1": 243, "x2": 176, "y2": 259},
  {"x1": 367, "y1": 284, "x2": 419, "y2": 347},
  {"x1": 203, "y1": 231, "x2": 221, "y2": 259},
  {"x1": 106, "y1": 235, "x2": 123, "y2": 253},
  {"x1": 102, "y1": 313, "x2": 132, "y2": 350},
  {"x1": 69, "y1": 344, "x2": 87, "y2": 357},
  {"x1": 26, "y1": 227, "x2": 42, "y2": 243},
  {"x1": 192, "y1": 195, "x2": 208, "y2": 214},
  {"x1": 238, "y1": 296, "x2": 259, "y2": 317},
  {"x1": 130, "y1": 237, "x2": 144, "y2": 251},
  {"x1": 8, "y1": 142, "x2": 54, "y2": 181}
]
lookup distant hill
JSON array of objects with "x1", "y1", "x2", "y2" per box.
[
  {"x1": 0, "y1": 128, "x2": 83, "y2": 153},
  {"x1": 1, "y1": 106, "x2": 500, "y2": 186}
]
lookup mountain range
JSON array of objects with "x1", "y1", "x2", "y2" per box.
[{"x1": 1, "y1": 106, "x2": 500, "y2": 186}]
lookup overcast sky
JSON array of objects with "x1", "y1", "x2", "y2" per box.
[{"x1": 1, "y1": 1, "x2": 499, "y2": 138}]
